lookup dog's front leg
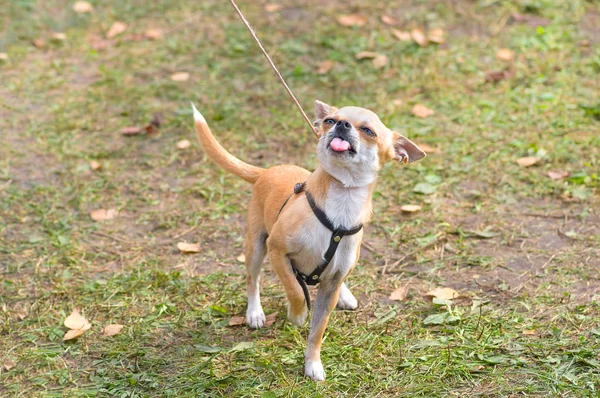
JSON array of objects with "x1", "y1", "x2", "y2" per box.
[{"x1": 304, "y1": 272, "x2": 345, "y2": 381}]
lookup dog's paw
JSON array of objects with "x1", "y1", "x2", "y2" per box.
[
  {"x1": 336, "y1": 285, "x2": 358, "y2": 310},
  {"x1": 305, "y1": 360, "x2": 325, "y2": 381},
  {"x1": 287, "y1": 304, "x2": 308, "y2": 327},
  {"x1": 246, "y1": 309, "x2": 266, "y2": 329}
]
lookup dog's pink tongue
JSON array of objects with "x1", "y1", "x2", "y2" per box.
[{"x1": 330, "y1": 137, "x2": 350, "y2": 152}]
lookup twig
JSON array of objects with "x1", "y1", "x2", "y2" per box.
[
  {"x1": 171, "y1": 224, "x2": 199, "y2": 240},
  {"x1": 228, "y1": 0, "x2": 318, "y2": 138},
  {"x1": 384, "y1": 236, "x2": 445, "y2": 274},
  {"x1": 0, "y1": 179, "x2": 12, "y2": 192},
  {"x1": 91, "y1": 231, "x2": 131, "y2": 244}
]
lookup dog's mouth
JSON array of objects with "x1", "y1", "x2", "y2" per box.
[{"x1": 329, "y1": 137, "x2": 356, "y2": 155}]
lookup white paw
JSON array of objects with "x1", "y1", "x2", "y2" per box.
[
  {"x1": 287, "y1": 303, "x2": 308, "y2": 327},
  {"x1": 246, "y1": 308, "x2": 266, "y2": 329},
  {"x1": 337, "y1": 285, "x2": 358, "y2": 310},
  {"x1": 305, "y1": 360, "x2": 325, "y2": 381}
]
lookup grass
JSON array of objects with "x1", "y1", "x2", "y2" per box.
[{"x1": 1, "y1": 0, "x2": 599, "y2": 396}]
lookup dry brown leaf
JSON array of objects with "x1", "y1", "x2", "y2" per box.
[
  {"x1": 496, "y1": 48, "x2": 514, "y2": 61},
  {"x1": 547, "y1": 171, "x2": 569, "y2": 180},
  {"x1": 264, "y1": 312, "x2": 278, "y2": 327},
  {"x1": 317, "y1": 60, "x2": 334, "y2": 75},
  {"x1": 428, "y1": 28, "x2": 445, "y2": 44},
  {"x1": 380, "y1": 15, "x2": 398, "y2": 26},
  {"x1": 425, "y1": 287, "x2": 459, "y2": 300},
  {"x1": 90, "y1": 208, "x2": 118, "y2": 221},
  {"x1": 417, "y1": 143, "x2": 441, "y2": 154},
  {"x1": 144, "y1": 29, "x2": 163, "y2": 40},
  {"x1": 177, "y1": 242, "x2": 201, "y2": 253},
  {"x1": 522, "y1": 329, "x2": 536, "y2": 335},
  {"x1": 89, "y1": 160, "x2": 102, "y2": 170},
  {"x1": 389, "y1": 286, "x2": 409, "y2": 301},
  {"x1": 33, "y1": 38, "x2": 46, "y2": 48},
  {"x1": 51, "y1": 32, "x2": 67, "y2": 41},
  {"x1": 411, "y1": 104, "x2": 434, "y2": 118},
  {"x1": 229, "y1": 316, "x2": 246, "y2": 326},
  {"x1": 170, "y1": 72, "x2": 190, "y2": 82},
  {"x1": 121, "y1": 126, "x2": 142, "y2": 135},
  {"x1": 2, "y1": 358, "x2": 16, "y2": 371},
  {"x1": 516, "y1": 156, "x2": 540, "y2": 167},
  {"x1": 372, "y1": 54, "x2": 389, "y2": 69},
  {"x1": 391, "y1": 29, "x2": 411, "y2": 41},
  {"x1": 90, "y1": 35, "x2": 113, "y2": 51},
  {"x1": 0, "y1": 53, "x2": 8, "y2": 61},
  {"x1": 73, "y1": 1, "x2": 93, "y2": 13},
  {"x1": 264, "y1": 4, "x2": 283, "y2": 13},
  {"x1": 236, "y1": 253, "x2": 246, "y2": 263},
  {"x1": 400, "y1": 204, "x2": 422, "y2": 213},
  {"x1": 101, "y1": 324, "x2": 124, "y2": 336},
  {"x1": 485, "y1": 70, "x2": 511, "y2": 83},
  {"x1": 411, "y1": 28, "x2": 428, "y2": 47},
  {"x1": 63, "y1": 328, "x2": 86, "y2": 341},
  {"x1": 106, "y1": 21, "x2": 127, "y2": 39},
  {"x1": 64, "y1": 309, "x2": 92, "y2": 330},
  {"x1": 392, "y1": 99, "x2": 403, "y2": 107},
  {"x1": 355, "y1": 51, "x2": 378, "y2": 60},
  {"x1": 337, "y1": 14, "x2": 367, "y2": 27},
  {"x1": 176, "y1": 139, "x2": 191, "y2": 149}
]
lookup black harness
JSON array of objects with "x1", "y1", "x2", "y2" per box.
[{"x1": 277, "y1": 182, "x2": 363, "y2": 309}]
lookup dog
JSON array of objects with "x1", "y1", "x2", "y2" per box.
[{"x1": 191, "y1": 100, "x2": 425, "y2": 380}]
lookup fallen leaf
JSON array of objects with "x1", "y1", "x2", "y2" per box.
[
  {"x1": 106, "y1": 21, "x2": 127, "y2": 39},
  {"x1": 32, "y1": 38, "x2": 46, "y2": 48},
  {"x1": 317, "y1": 60, "x2": 334, "y2": 75},
  {"x1": 176, "y1": 139, "x2": 191, "y2": 149},
  {"x1": 89, "y1": 35, "x2": 114, "y2": 51},
  {"x1": 73, "y1": 1, "x2": 93, "y2": 13},
  {"x1": 424, "y1": 312, "x2": 459, "y2": 325},
  {"x1": 90, "y1": 208, "x2": 118, "y2": 221},
  {"x1": 144, "y1": 29, "x2": 163, "y2": 40},
  {"x1": 2, "y1": 358, "x2": 16, "y2": 371},
  {"x1": 411, "y1": 103, "x2": 434, "y2": 118},
  {"x1": 229, "y1": 316, "x2": 246, "y2": 326},
  {"x1": 337, "y1": 14, "x2": 367, "y2": 27},
  {"x1": 121, "y1": 126, "x2": 142, "y2": 135},
  {"x1": 522, "y1": 329, "x2": 536, "y2": 335},
  {"x1": 372, "y1": 54, "x2": 389, "y2": 69},
  {"x1": 236, "y1": 253, "x2": 246, "y2": 263},
  {"x1": 547, "y1": 170, "x2": 569, "y2": 180},
  {"x1": 391, "y1": 29, "x2": 411, "y2": 41},
  {"x1": 89, "y1": 161, "x2": 102, "y2": 170},
  {"x1": 413, "y1": 183, "x2": 436, "y2": 195},
  {"x1": 380, "y1": 15, "x2": 398, "y2": 26},
  {"x1": 64, "y1": 309, "x2": 92, "y2": 330},
  {"x1": 392, "y1": 99, "x2": 403, "y2": 107},
  {"x1": 470, "y1": 230, "x2": 499, "y2": 239},
  {"x1": 425, "y1": 287, "x2": 459, "y2": 300},
  {"x1": 264, "y1": 312, "x2": 278, "y2": 327},
  {"x1": 485, "y1": 69, "x2": 511, "y2": 83},
  {"x1": 516, "y1": 156, "x2": 540, "y2": 167},
  {"x1": 389, "y1": 286, "x2": 409, "y2": 301},
  {"x1": 418, "y1": 143, "x2": 441, "y2": 154},
  {"x1": 496, "y1": 48, "x2": 514, "y2": 61},
  {"x1": 177, "y1": 242, "x2": 201, "y2": 253},
  {"x1": 411, "y1": 28, "x2": 428, "y2": 47},
  {"x1": 264, "y1": 4, "x2": 283, "y2": 12},
  {"x1": 355, "y1": 51, "x2": 378, "y2": 60},
  {"x1": 400, "y1": 204, "x2": 422, "y2": 213},
  {"x1": 0, "y1": 53, "x2": 8, "y2": 61},
  {"x1": 428, "y1": 28, "x2": 445, "y2": 44},
  {"x1": 101, "y1": 324, "x2": 124, "y2": 336},
  {"x1": 50, "y1": 32, "x2": 67, "y2": 41},
  {"x1": 63, "y1": 328, "x2": 87, "y2": 341},
  {"x1": 170, "y1": 72, "x2": 190, "y2": 82}
]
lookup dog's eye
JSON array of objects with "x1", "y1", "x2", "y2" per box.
[
  {"x1": 361, "y1": 127, "x2": 375, "y2": 136},
  {"x1": 324, "y1": 119, "x2": 335, "y2": 125}
]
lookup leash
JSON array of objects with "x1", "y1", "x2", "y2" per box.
[{"x1": 228, "y1": 0, "x2": 319, "y2": 138}]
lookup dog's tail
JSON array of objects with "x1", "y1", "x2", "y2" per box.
[{"x1": 191, "y1": 103, "x2": 263, "y2": 184}]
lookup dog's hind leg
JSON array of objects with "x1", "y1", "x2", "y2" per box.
[{"x1": 245, "y1": 207, "x2": 268, "y2": 329}]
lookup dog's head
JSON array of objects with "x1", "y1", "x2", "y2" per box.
[{"x1": 314, "y1": 100, "x2": 425, "y2": 187}]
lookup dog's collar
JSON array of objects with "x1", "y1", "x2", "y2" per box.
[{"x1": 277, "y1": 181, "x2": 363, "y2": 309}]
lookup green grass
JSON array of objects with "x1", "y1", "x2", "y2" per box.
[{"x1": 1, "y1": 0, "x2": 599, "y2": 396}]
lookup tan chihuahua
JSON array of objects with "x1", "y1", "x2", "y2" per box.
[{"x1": 191, "y1": 100, "x2": 425, "y2": 381}]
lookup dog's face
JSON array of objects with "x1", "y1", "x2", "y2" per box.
[{"x1": 314, "y1": 100, "x2": 425, "y2": 187}]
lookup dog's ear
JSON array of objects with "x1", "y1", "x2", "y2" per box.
[
  {"x1": 315, "y1": 100, "x2": 336, "y2": 120},
  {"x1": 392, "y1": 131, "x2": 426, "y2": 164}
]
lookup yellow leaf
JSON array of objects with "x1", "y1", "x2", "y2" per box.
[
  {"x1": 392, "y1": 99, "x2": 403, "y2": 107},
  {"x1": 50, "y1": 32, "x2": 67, "y2": 41},
  {"x1": 496, "y1": 48, "x2": 514, "y2": 61},
  {"x1": 144, "y1": 29, "x2": 163, "y2": 40},
  {"x1": 101, "y1": 324, "x2": 124, "y2": 336},
  {"x1": 90, "y1": 208, "x2": 118, "y2": 221},
  {"x1": 170, "y1": 72, "x2": 190, "y2": 82},
  {"x1": 106, "y1": 21, "x2": 127, "y2": 39},
  {"x1": 389, "y1": 286, "x2": 409, "y2": 301},
  {"x1": 317, "y1": 60, "x2": 334, "y2": 75},
  {"x1": 176, "y1": 139, "x2": 191, "y2": 149},
  {"x1": 355, "y1": 51, "x2": 378, "y2": 60},
  {"x1": 264, "y1": 4, "x2": 283, "y2": 13},
  {"x1": 89, "y1": 161, "x2": 102, "y2": 170},
  {"x1": 338, "y1": 14, "x2": 367, "y2": 27},
  {"x1": 2, "y1": 358, "x2": 16, "y2": 371},
  {"x1": 411, "y1": 104, "x2": 435, "y2": 118},
  {"x1": 177, "y1": 242, "x2": 201, "y2": 253},
  {"x1": 522, "y1": 329, "x2": 536, "y2": 335},
  {"x1": 425, "y1": 287, "x2": 459, "y2": 300},
  {"x1": 64, "y1": 309, "x2": 92, "y2": 330},
  {"x1": 63, "y1": 328, "x2": 87, "y2": 341},
  {"x1": 0, "y1": 53, "x2": 8, "y2": 61},
  {"x1": 372, "y1": 54, "x2": 389, "y2": 69},
  {"x1": 516, "y1": 157, "x2": 540, "y2": 167},
  {"x1": 229, "y1": 316, "x2": 246, "y2": 326},
  {"x1": 400, "y1": 204, "x2": 422, "y2": 213},
  {"x1": 72, "y1": 1, "x2": 93, "y2": 13},
  {"x1": 236, "y1": 253, "x2": 246, "y2": 263},
  {"x1": 391, "y1": 29, "x2": 411, "y2": 41},
  {"x1": 428, "y1": 28, "x2": 445, "y2": 44},
  {"x1": 380, "y1": 15, "x2": 398, "y2": 26},
  {"x1": 411, "y1": 28, "x2": 428, "y2": 47}
]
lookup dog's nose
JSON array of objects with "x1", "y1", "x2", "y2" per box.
[{"x1": 336, "y1": 120, "x2": 351, "y2": 130}]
